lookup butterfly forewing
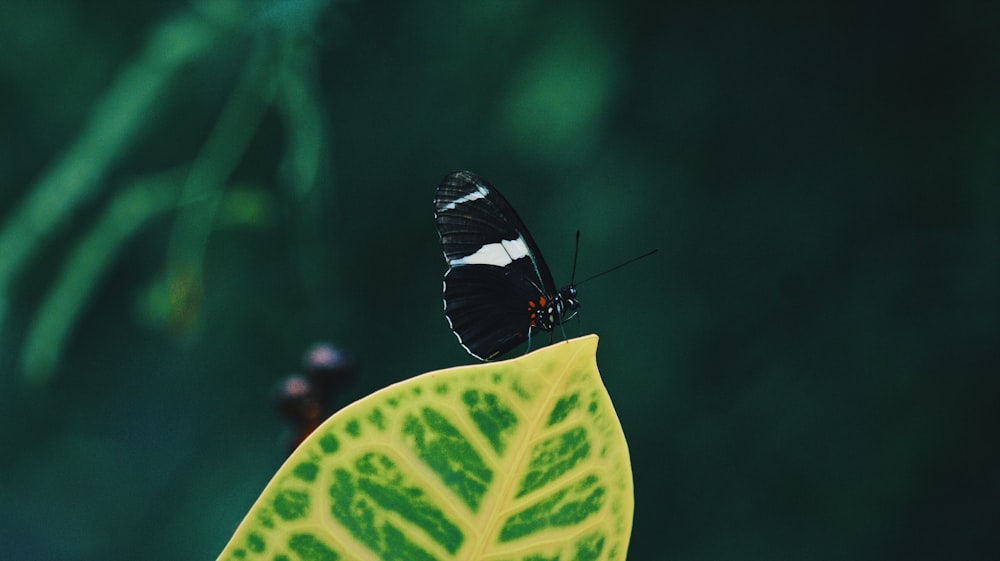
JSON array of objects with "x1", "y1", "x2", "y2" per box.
[{"x1": 435, "y1": 171, "x2": 556, "y2": 292}]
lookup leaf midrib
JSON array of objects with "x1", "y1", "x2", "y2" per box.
[{"x1": 467, "y1": 342, "x2": 584, "y2": 560}]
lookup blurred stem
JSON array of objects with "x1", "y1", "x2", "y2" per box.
[
  {"x1": 276, "y1": 35, "x2": 329, "y2": 199},
  {"x1": 165, "y1": 36, "x2": 282, "y2": 325},
  {"x1": 274, "y1": 34, "x2": 344, "y2": 310},
  {"x1": 0, "y1": 9, "x2": 220, "y2": 333},
  {"x1": 21, "y1": 171, "x2": 186, "y2": 384}
]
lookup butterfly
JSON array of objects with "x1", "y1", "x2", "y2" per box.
[{"x1": 433, "y1": 170, "x2": 581, "y2": 361}]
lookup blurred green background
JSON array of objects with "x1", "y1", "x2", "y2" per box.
[{"x1": 1, "y1": 0, "x2": 998, "y2": 559}]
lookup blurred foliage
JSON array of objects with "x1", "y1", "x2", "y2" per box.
[{"x1": 0, "y1": 0, "x2": 997, "y2": 560}]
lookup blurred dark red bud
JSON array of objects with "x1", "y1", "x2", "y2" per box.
[
  {"x1": 302, "y1": 342, "x2": 356, "y2": 401},
  {"x1": 272, "y1": 373, "x2": 323, "y2": 426}
]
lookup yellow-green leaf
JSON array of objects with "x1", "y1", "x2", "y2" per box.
[{"x1": 217, "y1": 334, "x2": 633, "y2": 561}]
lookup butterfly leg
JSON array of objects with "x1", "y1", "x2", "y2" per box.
[{"x1": 558, "y1": 309, "x2": 581, "y2": 340}]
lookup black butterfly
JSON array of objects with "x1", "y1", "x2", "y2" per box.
[{"x1": 434, "y1": 170, "x2": 580, "y2": 361}]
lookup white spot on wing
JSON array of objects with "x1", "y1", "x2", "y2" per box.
[
  {"x1": 449, "y1": 236, "x2": 530, "y2": 267},
  {"x1": 442, "y1": 186, "x2": 488, "y2": 211}
]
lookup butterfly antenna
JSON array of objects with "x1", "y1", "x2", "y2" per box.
[
  {"x1": 570, "y1": 230, "x2": 581, "y2": 285},
  {"x1": 576, "y1": 248, "x2": 659, "y2": 286}
]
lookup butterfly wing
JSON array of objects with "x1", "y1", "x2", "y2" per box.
[
  {"x1": 442, "y1": 266, "x2": 533, "y2": 360},
  {"x1": 434, "y1": 170, "x2": 557, "y2": 359}
]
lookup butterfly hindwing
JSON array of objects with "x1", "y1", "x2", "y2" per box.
[{"x1": 442, "y1": 265, "x2": 535, "y2": 360}]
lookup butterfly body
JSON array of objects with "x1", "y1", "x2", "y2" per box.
[{"x1": 434, "y1": 170, "x2": 579, "y2": 361}]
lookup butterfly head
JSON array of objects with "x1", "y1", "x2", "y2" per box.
[
  {"x1": 556, "y1": 285, "x2": 579, "y2": 316},
  {"x1": 529, "y1": 285, "x2": 579, "y2": 331}
]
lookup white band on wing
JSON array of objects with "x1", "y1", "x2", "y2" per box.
[
  {"x1": 441, "y1": 186, "x2": 488, "y2": 211},
  {"x1": 449, "y1": 236, "x2": 530, "y2": 267}
]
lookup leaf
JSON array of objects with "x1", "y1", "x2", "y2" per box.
[{"x1": 217, "y1": 334, "x2": 633, "y2": 561}]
